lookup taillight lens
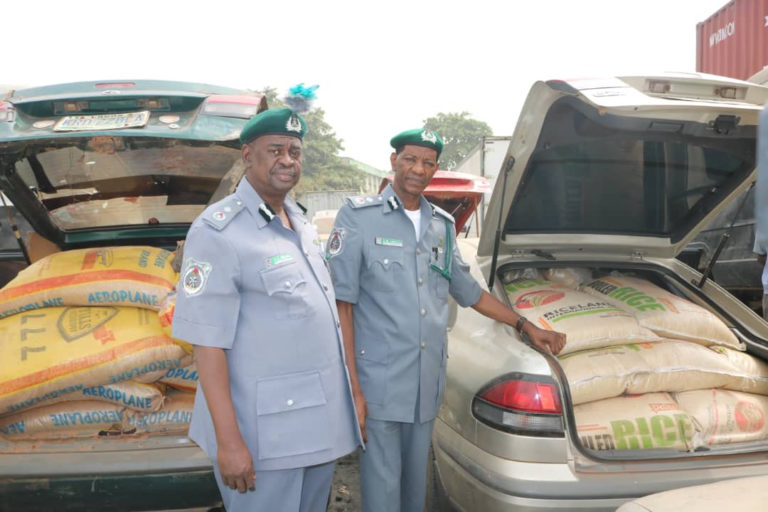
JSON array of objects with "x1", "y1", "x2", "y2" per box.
[
  {"x1": 472, "y1": 374, "x2": 564, "y2": 437},
  {"x1": 0, "y1": 101, "x2": 15, "y2": 122}
]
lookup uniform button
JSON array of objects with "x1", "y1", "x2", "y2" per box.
[
  {"x1": 285, "y1": 281, "x2": 292, "y2": 288},
  {"x1": 421, "y1": 342, "x2": 426, "y2": 349},
  {"x1": 416, "y1": 248, "x2": 422, "y2": 255},
  {"x1": 421, "y1": 309, "x2": 426, "y2": 317},
  {"x1": 336, "y1": 321, "x2": 341, "y2": 328},
  {"x1": 360, "y1": 349, "x2": 366, "y2": 355},
  {"x1": 304, "y1": 250, "x2": 309, "y2": 256},
  {"x1": 418, "y1": 277, "x2": 423, "y2": 285},
  {"x1": 286, "y1": 399, "x2": 294, "y2": 406},
  {"x1": 323, "y1": 284, "x2": 329, "y2": 291},
  {"x1": 383, "y1": 258, "x2": 389, "y2": 265}
]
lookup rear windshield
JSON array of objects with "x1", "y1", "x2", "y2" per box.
[
  {"x1": 505, "y1": 98, "x2": 755, "y2": 243},
  {"x1": 11, "y1": 137, "x2": 242, "y2": 230}
]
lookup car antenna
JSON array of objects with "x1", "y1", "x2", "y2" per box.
[
  {"x1": 488, "y1": 155, "x2": 514, "y2": 291},
  {"x1": 696, "y1": 181, "x2": 755, "y2": 288},
  {"x1": 0, "y1": 190, "x2": 30, "y2": 265}
]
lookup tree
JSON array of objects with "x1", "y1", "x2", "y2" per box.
[
  {"x1": 259, "y1": 88, "x2": 365, "y2": 195},
  {"x1": 423, "y1": 112, "x2": 493, "y2": 170}
]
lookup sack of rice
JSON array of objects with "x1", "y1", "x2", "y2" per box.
[
  {"x1": 561, "y1": 341, "x2": 737, "y2": 405},
  {"x1": 581, "y1": 274, "x2": 742, "y2": 350},
  {"x1": 709, "y1": 346, "x2": 768, "y2": 395},
  {"x1": 159, "y1": 363, "x2": 198, "y2": 392},
  {"x1": 155, "y1": 291, "x2": 192, "y2": 355},
  {"x1": 0, "y1": 401, "x2": 125, "y2": 439},
  {"x1": 0, "y1": 246, "x2": 177, "y2": 319},
  {"x1": 674, "y1": 389, "x2": 768, "y2": 447},
  {"x1": 543, "y1": 267, "x2": 593, "y2": 289},
  {"x1": 0, "y1": 306, "x2": 190, "y2": 414},
  {"x1": 126, "y1": 390, "x2": 193, "y2": 434},
  {"x1": 3, "y1": 380, "x2": 165, "y2": 416},
  {"x1": 575, "y1": 392, "x2": 696, "y2": 452},
  {"x1": 505, "y1": 279, "x2": 658, "y2": 355}
]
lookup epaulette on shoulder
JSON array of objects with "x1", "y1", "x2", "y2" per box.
[
  {"x1": 202, "y1": 195, "x2": 247, "y2": 231},
  {"x1": 431, "y1": 203, "x2": 456, "y2": 224},
  {"x1": 345, "y1": 194, "x2": 384, "y2": 209}
]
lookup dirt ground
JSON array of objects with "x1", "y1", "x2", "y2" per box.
[{"x1": 328, "y1": 452, "x2": 362, "y2": 511}]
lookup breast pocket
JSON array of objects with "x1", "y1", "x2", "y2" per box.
[
  {"x1": 366, "y1": 247, "x2": 405, "y2": 293},
  {"x1": 260, "y1": 261, "x2": 311, "y2": 320},
  {"x1": 255, "y1": 371, "x2": 331, "y2": 460},
  {"x1": 429, "y1": 266, "x2": 450, "y2": 301}
]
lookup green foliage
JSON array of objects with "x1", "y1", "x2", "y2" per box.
[
  {"x1": 423, "y1": 112, "x2": 493, "y2": 170},
  {"x1": 260, "y1": 87, "x2": 365, "y2": 195}
]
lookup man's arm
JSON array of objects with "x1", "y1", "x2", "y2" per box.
[
  {"x1": 195, "y1": 346, "x2": 255, "y2": 493},
  {"x1": 336, "y1": 300, "x2": 367, "y2": 442},
  {"x1": 471, "y1": 291, "x2": 566, "y2": 355}
]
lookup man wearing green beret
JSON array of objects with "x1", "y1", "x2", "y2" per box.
[
  {"x1": 173, "y1": 108, "x2": 361, "y2": 511},
  {"x1": 327, "y1": 128, "x2": 566, "y2": 512}
]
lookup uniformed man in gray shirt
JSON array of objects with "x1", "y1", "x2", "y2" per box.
[
  {"x1": 327, "y1": 128, "x2": 566, "y2": 512},
  {"x1": 173, "y1": 108, "x2": 361, "y2": 511}
]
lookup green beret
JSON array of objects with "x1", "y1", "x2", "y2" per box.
[
  {"x1": 240, "y1": 108, "x2": 307, "y2": 144},
  {"x1": 390, "y1": 128, "x2": 444, "y2": 157}
]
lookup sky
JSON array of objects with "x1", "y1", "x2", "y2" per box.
[{"x1": 4, "y1": 0, "x2": 732, "y2": 169}]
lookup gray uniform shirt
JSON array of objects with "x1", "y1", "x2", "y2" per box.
[
  {"x1": 173, "y1": 178, "x2": 360, "y2": 471},
  {"x1": 328, "y1": 184, "x2": 482, "y2": 423}
]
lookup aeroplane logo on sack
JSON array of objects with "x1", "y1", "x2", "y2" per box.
[
  {"x1": 57, "y1": 306, "x2": 119, "y2": 342},
  {"x1": 81, "y1": 249, "x2": 114, "y2": 270},
  {"x1": 515, "y1": 290, "x2": 565, "y2": 309},
  {"x1": 735, "y1": 401, "x2": 765, "y2": 433}
]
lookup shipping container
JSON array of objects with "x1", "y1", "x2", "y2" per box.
[{"x1": 696, "y1": 0, "x2": 768, "y2": 80}]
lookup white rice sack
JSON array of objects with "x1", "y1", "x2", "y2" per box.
[
  {"x1": 0, "y1": 401, "x2": 125, "y2": 439},
  {"x1": 575, "y1": 392, "x2": 695, "y2": 452},
  {"x1": 581, "y1": 274, "x2": 742, "y2": 350},
  {"x1": 504, "y1": 279, "x2": 659, "y2": 355},
  {"x1": 543, "y1": 267, "x2": 593, "y2": 289},
  {"x1": 674, "y1": 389, "x2": 768, "y2": 447},
  {"x1": 709, "y1": 346, "x2": 768, "y2": 396},
  {"x1": 561, "y1": 341, "x2": 737, "y2": 405}
]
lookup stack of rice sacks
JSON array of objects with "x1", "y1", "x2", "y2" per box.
[
  {"x1": 505, "y1": 268, "x2": 768, "y2": 452},
  {"x1": 0, "y1": 246, "x2": 198, "y2": 440}
]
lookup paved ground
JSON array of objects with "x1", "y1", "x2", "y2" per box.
[{"x1": 328, "y1": 452, "x2": 362, "y2": 511}]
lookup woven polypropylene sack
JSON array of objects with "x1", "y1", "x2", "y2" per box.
[
  {"x1": 581, "y1": 275, "x2": 742, "y2": 349},
  {"x1": 126, "y1": 389, "x2": 194, "y2": 434},
  {"x1": 0, "y1": 246, "x2": 177, "y2": 319},
  {"x1": 0, "y1": 306, "x2": 189, "y2": 414},
  {"x1": 709, "y1": 346, "x2": 768, "y2": 395},
  {"x1": 0, "y1": 400, "x2": 125, "y2": 439},
  {"x1": 574, "y1": 392, "x2": 696, "y2": 452},
  {"x1": 159, "y1": 363, "x2": 198, "y2": 392},
  {"x1": 674, "y1": 389, "x2": 768, "y2": 447},
  {"x1": 504, "y1": 279, "x2": 659, "y2": 355},
  {"x1": 560, "y1": 341, "x2": 737, "y2": 405}
]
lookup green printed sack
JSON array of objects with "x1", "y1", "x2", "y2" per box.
[
  {"x1": 581, "y1": 275, "x2": 742, "y2": 349},
  {"x1": 574, "y1": 392, "x2": 696, "y2": 452},
  {"x1": 504, "y1": 279, "x2": 658, "y2": 355}
]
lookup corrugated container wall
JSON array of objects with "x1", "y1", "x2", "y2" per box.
[{"x1": 696, "y1": 0, "x2": 768, "y2": 81}]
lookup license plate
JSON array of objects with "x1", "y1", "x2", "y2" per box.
[{"x1": 54, "y1": 110, "x2": 150, "y2": 132}]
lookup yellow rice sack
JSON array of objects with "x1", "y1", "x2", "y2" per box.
[
  {"x1": 0, "y1": 306, "x2": 189, "y2": 414},
  {"x1": 505, "y1": 279, "x2": 659, "y2": 355},
  {"x1": 2, "y1": 380, "x2": 165, "y2": 416},
  {"x1": 0, "y1": 401, "x2": 125, "y2": 439},
  {"x1": 560, "y1": 341, "x2": 737, "y2": 405},
  {"x1": 0, "y1": 246, "x2": 177, "y2": 319},
  {"x1": 575, "y1": 392, "x2": 696, "y2": 452},
  {"x1": 674, "y1": 389, "x2": 768, "y2": 447},
  {"x1": 126, "y1": 390, "x2": 193, "y2": 434},
  {"x1": 159, "y1": 363, "x2": 198, "y2": 392},
  {"x1": 581, "y1": 274, "x2": 742, "y2": 350}
]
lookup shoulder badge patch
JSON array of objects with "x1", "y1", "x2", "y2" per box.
[
  {"x1": 431, "y1": 203, "x2": 456, "y2": 224},
  {"x1": 182, "y1": 257, "x2": 212, "y2": 297},
  {"x1": 346, "y1": 195, "x2": 383, "y2": 209},
  {"x1": 202, "y1": 196, "x2": 246, "y2": 231},
  {"x1": 326, "y1": 228, "x2": 345, "y2": 258}
]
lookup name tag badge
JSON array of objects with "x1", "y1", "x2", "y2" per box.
[
  {"x1": 266, "y1": 253, "x2": 294, "y2": 267},
  {"x1": 375, "y1": 237, "x2": 403, "y2": 247}
]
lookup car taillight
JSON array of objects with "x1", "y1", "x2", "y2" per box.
[
  {"x1": 201, "y1": 94, "x2": 267, "y2": 119},
  {"x1": 0, "y1": 101, "x2": 15, "y2": 122},
  {"x1": 472, "y1": 374, "x2": 564, "y2": 437}
]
